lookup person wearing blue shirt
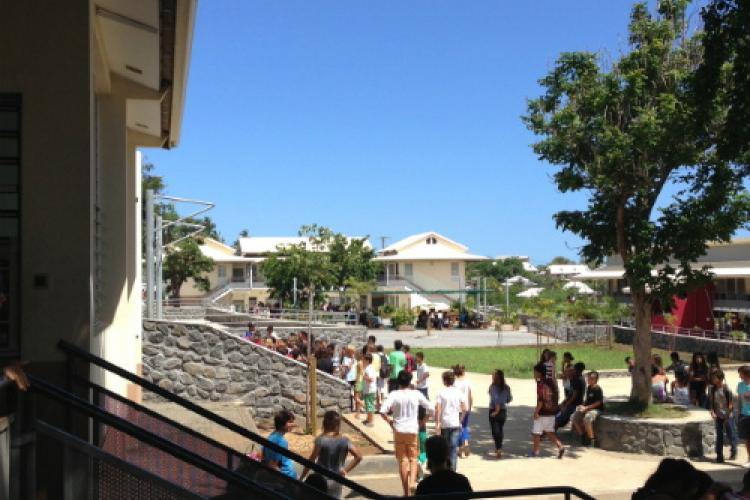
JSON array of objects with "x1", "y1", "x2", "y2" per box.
[{"x1": 262, "y1": 410, "x2": 298, "y2": 479}]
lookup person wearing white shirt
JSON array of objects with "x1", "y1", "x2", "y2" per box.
[
  {"x1": 415, "y1": 352, "x2": 431, "y2": 400},
  {"x1": 435, "y1": 371, "x2": 467, "y2": 471},
  {"x1": 453, "y1": 364, "x2": 473, "y2": 458},
  {"x1": 380, "y1": 371, "x2": 434, "y2": 496}
]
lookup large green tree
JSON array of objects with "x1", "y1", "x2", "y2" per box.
[
  {"x1": 523, "y1": 0, "x2": 750, "y2": 406},
  {"x1": 261, "y1": 225, "x2": 378, "y2": 306},
  {"x1": 467, "y1": 257, "x2": 528, "y2": 282},
  {"x1": 163, "y1": 238, "x2": 215, "y2": 299}
]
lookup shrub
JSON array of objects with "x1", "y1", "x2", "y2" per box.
[
  {"x1": 730, "y1": 330, "x2": 747, "y2": 341},
  {"x1": 391, "y1": 307, "x2": 416, "y2": 327}
]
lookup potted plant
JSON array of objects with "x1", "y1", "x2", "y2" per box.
[
  {"x1": 391, "y1": 307, "x2": 416, "y2": 331},
  {"x1": 379, "y1": 304, "x2": 395, "y2": 327}
]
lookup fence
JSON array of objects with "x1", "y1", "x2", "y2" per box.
[
  {"x1": 247, "y1": 308, "x2": 357, "y2": 325},
  {"x1": 525, "y1": 318, "x2": 613, "y2": 345}
]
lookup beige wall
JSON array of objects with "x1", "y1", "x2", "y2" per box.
[
  {"x1": 1, "y1": 0, "x2": 95, "y2": 365},
  {"x1": 404, "y1": 260, "x2": 465, "y2": 291}
]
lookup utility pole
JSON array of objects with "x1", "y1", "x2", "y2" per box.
[
  {"x1": 293, "y1": 277, "x2": 298, "y2": 308},
  {"x1": 379, "y1": 236, "x2": 389, "y2": 250},
  {"x1": 156, "y1": 214, "x2": 163, "y2": 318}
]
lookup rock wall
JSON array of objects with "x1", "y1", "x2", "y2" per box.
[
  {"x1": 614, "y1": 326, "x2": 750, "y2": 361},
  {"x1": 595, "y1": 410, "x2": 714, "y2": 457},
  {"x1": 142, "y1": 320, "x2": 351, "y2": 424},
  {"x1": 161, "y1": 307, "x2": 208, "y2": 321}
]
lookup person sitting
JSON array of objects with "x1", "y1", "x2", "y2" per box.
[
  {"x1": 632, "y1": 458, "x2": 714, "y2": 500},
  {"x1": 671, "y1": 370, "x2": 691, "y2": 406},
  {"x1": 556, "y1": 362, "x2": 585, "y2": 430},
  {"x1": 625, "y1": 356, "x2": 635, "y2": 373},
  {"x1": 415, "y1": 435, "x2": 472, "y2": 497},
  {"x1": 243, "y1": 322, "x2": 256, "y2": 342},
  {"x1": 652, "y1": 365, "x2": 670, "y2": 403},
  {"x1": 571, "y1": 371, "x2": 603, "y2": 447}
]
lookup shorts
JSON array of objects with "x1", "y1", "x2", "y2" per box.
[
  {"x1": 739, "y1": 416, "x2": 750, "y2": 440},
  {"x1": 394, "y1": 432, "x2": 419, "y2": 462},
  {"x1": 363, "y1": 393, "x2": 376, "y2": 413},
  {"x1": 532, "y1": 415, "x2": 556, "y2": 435},
  {"x1": 572, "y1": 409, "x2": 600, "y2": 427},
  {"x1": 356, "y1": 380, "x2": 364, "y2": 393},
  {"x1": 377, "y1": 378, "x2": 385, "y2": 392}
]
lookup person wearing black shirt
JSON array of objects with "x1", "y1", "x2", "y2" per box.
[
  {"x1": 416, "y1": 435, "x2": 472, "y2": 498},
  {"x1": 571, "y1": 371, "x2": 604, "y2": 446},
  {"x1": 556, "y1": 362, "x2": 585, "y2": 429}
]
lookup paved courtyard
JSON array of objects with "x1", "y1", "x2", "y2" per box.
[{"x1": 345, "y1": 369, "x2": 748, "y2": 499}]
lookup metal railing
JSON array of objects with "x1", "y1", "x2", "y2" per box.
[
  {"x1": 58, "y1": 340, "x2": 383, "y2": 499},
  {"x1": 652, "y1": 324, "x2": 748, "y2": 342},
  {"x1": 27, "y1": 375, "x2": 308, "y2": 499},
  {"x1": 247, "y1": 308, "x2": 358, "y2": 325}
]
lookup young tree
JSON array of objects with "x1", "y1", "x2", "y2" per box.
[
  {"x1": 163, "y1": 239, "x2": 215, "y2": 299},
  {"x1": 523, "y1": 0, "x2": 750, "y2": 406},
  {"x1": 547, "y1": 256, "x2": 575, "y2": 266}
]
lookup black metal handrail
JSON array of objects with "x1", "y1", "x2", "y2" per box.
[
  {"x1": 28, "y1": 374, "x2": 330, "y2": 500},
  {"x1": 34, "y1": 419, "x2": 205, "y2": 500},
  {"x1": 75, "y1": 377, "x2": 285, "y2": 479},
  {"x1": 58, "y1": 339, "x2": 384, "y2": 499}
]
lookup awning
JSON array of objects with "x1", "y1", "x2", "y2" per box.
[
  {"x1": 563, "y1": 281, "x2": 596, "y2": 294},
  {"x1": 517, "y1": 287, "x2": 544, "y2": 298}
]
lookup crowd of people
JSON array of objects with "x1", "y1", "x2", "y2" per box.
[{"x1": 635, "y1": 349, "x2": 750, "y2": 466}]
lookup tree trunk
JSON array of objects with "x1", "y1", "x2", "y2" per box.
[{"x1": 630, "y1": 291, "x2": 652, "y2": 408}]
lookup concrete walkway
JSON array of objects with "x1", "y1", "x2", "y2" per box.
[{"x1": 348, "y1": 369, "x2": 749, "y2": 499}]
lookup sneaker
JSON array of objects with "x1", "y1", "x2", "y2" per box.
[
  {"x1": 742, "y1": 461, "x2": 750, "y2": 468},
  {"x1": 558, "y1": 447, "x2": 566, "y2": 459},
  {"x1": 581, "y1": 435, "x2": 591, "y2": 446}
]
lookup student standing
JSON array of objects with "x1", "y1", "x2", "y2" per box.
[
  {"x1": 689, "y1": 352, "x2": 709, "y2": 407},
  {"x1": 435, "y1": 371, "x2": 466, "y2": 471},
  {"x1": 380, "y1": 371, "x2": 434, "y2": 496},
  {"x1": 709, "y1": 369, "x2": 737, "y2": 463},
  {"x1": 262, "y1": 410, "x2": 298, "y2": 479},
  {"x1": 362, "y1": 353, "x2": 378, "y2": 427},
  {"x1": 415, "y1": 352, "x2": 431, "y2": 400},
  {"x1": 388, "y1": 340, "x2": 407, "y2": 393},
  {"x1": 531, "y1": 363, "x2": 565, "y2": 458},
  {"x1": 736, "y1": 366, "x2": 750, "y2": 467},
  {"x1": 453, "y1": 365, "x2": 473, "y2": 458},
  {"x1": 300, "y1": 411, "x2": 362, "y2": 499},
  {"x1": 488, "y1": 369, "x2": 512, "y2": 459}
]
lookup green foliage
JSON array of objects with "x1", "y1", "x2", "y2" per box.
[
  {"x1": 260, "y1": 224, "x2": 379, "y2": 306},
  {"x1": 378, "y1": 303, "x2": 395, "y2": 317},
  {"x1": 419, "y1": 344, "x2": 692, "y2": 379},
  {"x1": 163, "y1": 238, "x2": 215, "y2": 298},
  {"x1": 730, "y1": 330, "x2": 747, "y2": 341},
  {"x1": 390, "y1": 307, "x2": 416, "y2": 328},
  {"x1": 141, "y1": 159, "x2": 222, "y2": 244},
  {"x1": 519, "y1": 286, "x2": 632, "y2": 323},
  {"x1": 695, "y1": 0, "x2": 750, "y2": 174},
  {"x1": 467, "y1": 258, "x2": 528, "y2": 282},
  {"x1": 523, "y1": 0, "x2": 750, "y2": 404},
  {"x1": 548, "y1": 256, "x2": 575, "y2": 265}
]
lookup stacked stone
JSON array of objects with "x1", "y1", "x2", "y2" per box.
[
  {"x1": 614, "y1": 326, "x2": 750, "y2": 361},
  {"x1": 595, "y1": 413, "x2": 715, "y2": 457},
  {"x1": 142, "y1": 320, "x2": 351, "y2": 425}
]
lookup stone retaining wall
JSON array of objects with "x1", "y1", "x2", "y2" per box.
[
  {"x1": 595, "y1": 408, "x2": 714, "y2": 457},
  {"x1": 162, "y1": 307, "x2": 208, "y2": 320},
  {"x1": 614, "y1": 326, "x2": 750, "y2": 361},
  {"x1": 142, "y1": 320, "x2": 351, "y2": 424}
]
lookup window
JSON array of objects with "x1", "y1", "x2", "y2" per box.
[
  {"x1": 0, "y1": 94, "x2": 20, "y2": 355},
  {"x1": 425, "y1": 236, "x2": 437, "y2": 245},
  {"x1": 217, "y1": 265, "x2": 226, "y2": 278},
  {"x1": 404, "y1": 263, "x2": 413, "y2": 277},
  {"x1": 451, "y1": 262, "x2": 459, "y2": 277},
  {"x1": 232, "y1": 266, "x2": 245, "y2": 282}
]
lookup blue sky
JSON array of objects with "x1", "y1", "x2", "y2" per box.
[{"x1": 145, "y1": 0, "x2": 723, "y2": 265}]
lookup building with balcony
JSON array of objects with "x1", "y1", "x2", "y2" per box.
[
  {"x1": 371, "y1": 232, "x2": 488, "y2": 311},
  {"x1": 576, "y1": 238, "x2": 750, "y2": 330}
]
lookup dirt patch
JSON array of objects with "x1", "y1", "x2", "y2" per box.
[{"x1": 260, "y1": 420, "x2": 381, "y2": 457}]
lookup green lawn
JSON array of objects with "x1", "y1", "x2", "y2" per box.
[{"x1": 417, "y1": 344, "x2": 692, "y2": 379}]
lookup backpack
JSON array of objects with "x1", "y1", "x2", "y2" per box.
[
  {"x1": 379, "y1": 353, "x2": 390, "y2": 379},
  {"x1": 539, "y1": 380, "x2": 559, "y2": 414}
]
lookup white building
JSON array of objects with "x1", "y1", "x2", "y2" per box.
[
  {"x1": 372, "y1": 232, "x2": 488, "y2": 310},
  {"x1": 547, "y1": 264, "x2": 591, "y2": 278},
  {"x1": 496, "y1": 255, "x2": 538, "y2": 273}
]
